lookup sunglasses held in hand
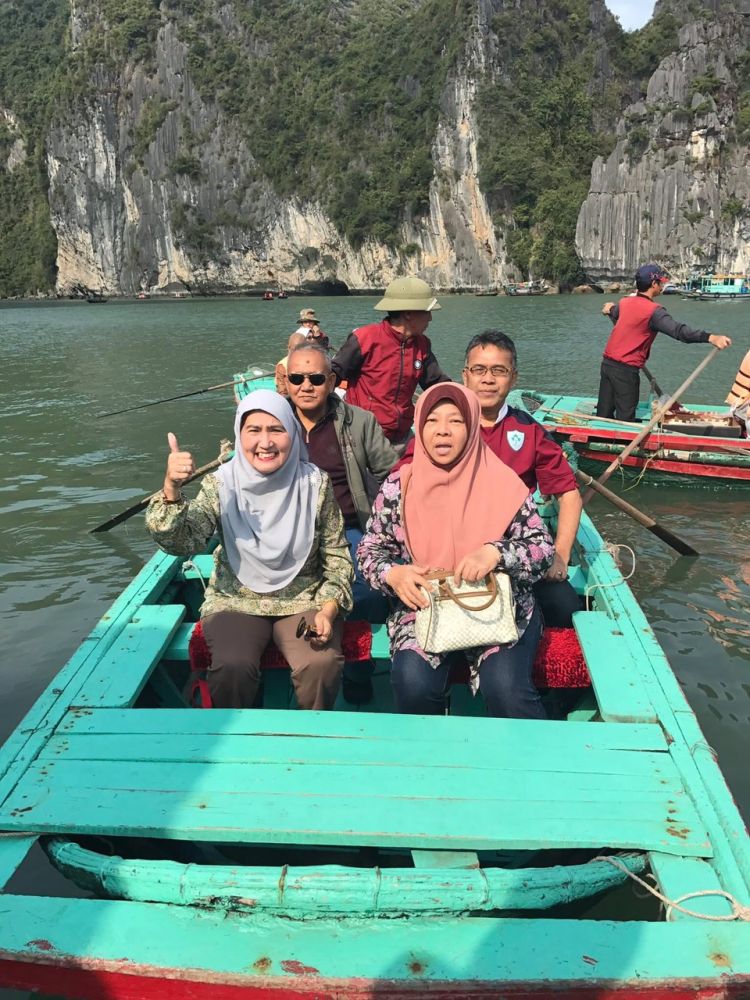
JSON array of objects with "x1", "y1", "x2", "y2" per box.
[
  {"x1": 295, "y1": 617, "x2": 320, "y2": 641},
  {"x1": 287, "y1": 373, "x2": 327, "y2": 386}
]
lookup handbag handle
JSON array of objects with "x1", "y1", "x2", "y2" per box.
[{"x1": 426, "y1": 572, "x2": 498, "y2": 612}]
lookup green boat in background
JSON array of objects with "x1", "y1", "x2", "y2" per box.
[
  {"x1": 516, "y1": 389, "x2": 750, "y2": 488},
  {"x1": 0, "y1": 376, "x2": 749, "y2": 997}
]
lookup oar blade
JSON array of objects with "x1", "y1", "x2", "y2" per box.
[{"x1": 648, "y1": 523, "x2": 699, "y2": 557}]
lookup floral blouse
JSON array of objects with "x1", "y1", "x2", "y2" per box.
[
  {"x1": 145, "y1": 471, "x2": 353, "y2": 619},
  {"x1": 356, "y1": 471, "x2": 554, "y2": 670}
]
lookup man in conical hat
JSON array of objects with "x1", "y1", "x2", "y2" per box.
[{"x1": 331, "y1": 276, "x2": 451, "y2": 453}]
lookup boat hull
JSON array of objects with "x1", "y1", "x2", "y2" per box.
[{"x1": 515, "y1": 391, "x2": 750, "y2": 488}]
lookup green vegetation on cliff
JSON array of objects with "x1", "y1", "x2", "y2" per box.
[
  {"x1": 476, "y1": 2, "x2": 682, "y2": 287},
  {"x1": 173, "y1": 0, "x2": 468, "y2": 249},
  {"x1": 0, "y1": 0, "x2": 68, "y2": 296}
]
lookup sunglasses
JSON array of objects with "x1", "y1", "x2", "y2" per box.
[
  {"x1": 287, "y1": 372, "x2": 328, "y2": 386},
  {"x1": 295, "y1": 616, "x2": 319, "y2": 641}
]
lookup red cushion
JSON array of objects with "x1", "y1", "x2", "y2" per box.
[{"x1": 188, "y1": 620, "x2": 590, "y2": 696}]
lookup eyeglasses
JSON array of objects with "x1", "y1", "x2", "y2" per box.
[
  {"x1": 464, "y1": 365, "x2": 514, "y2": 378},
  {"x1": 295, "y1": 616, "x2": 319, "y2": 641},
  {"x1": 287, "y1": 372, "x2": 328, "y2": 386}
]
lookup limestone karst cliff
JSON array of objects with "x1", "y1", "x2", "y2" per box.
[
  {"x1": 0, "y1": 0, "x2": 748, "y2": 297},
  {"x1": 575, "y1": 11, "x2": 750, "y2": 281}
]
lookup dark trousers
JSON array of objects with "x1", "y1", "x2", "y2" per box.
[
  {"x1": 344, "y1": 527, "x2": 389, "y2": 683},
  {"x1": 532, "y1": 578, "x2": 581, "y2": 628},
  {"x1": 596, "y1": 358, "x2": 640, "y2": 422},
  {"x1": 202, "y1": 610, "x2": 343, "y2": 710},
  {"x1": 391, "y1": 604, "x2": 546, "y2": 719}
]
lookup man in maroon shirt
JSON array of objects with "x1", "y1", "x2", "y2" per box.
[
  {"x1": 462, "y1": 330, "x2": 583, "y2": 627},
  {"x1": 331, "y1": 276, "x2": 450, "y2": 452},
  {"x1": 597, "y1": 263, "x2": 731, "y2": 422}
]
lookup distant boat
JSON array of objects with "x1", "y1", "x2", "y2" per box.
[
  {"x1": 262, "y1": 290, "x2": 274, "y2": 301},
  {"x1": 504, "y1": 280, "x2": 548, "y2": 296},
  {"x1": 136, "y1": 292, "x2": 150, "y2": 300},
  {"x1": 680, "y1": 273, "x2": 749, "y2": 301},
  {"x1": 86, "y1": 292, "x2": 107, "y2": 304},
  {"x1": 277, "y1": 290, "x2": 288, "y2": 299},
  {"x1": 475, "y1": 289, "x2": 498, "y2": 296}
]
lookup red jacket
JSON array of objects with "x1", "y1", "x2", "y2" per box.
[
  {"x1": 331, "y1": 320, "x2": 450, "y2": 441},
  {"x1": 603, "y1": 295, "x2": 660, "y2": 368}
]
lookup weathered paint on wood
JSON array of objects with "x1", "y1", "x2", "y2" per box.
[
  {"x1": 75, "y1": 604, "x2": 185, "y2": 708},
  {"x1": 1, "y1": 893, "x2": 750, "y2": 996},
  {"x1": 46, "y1": 838, "x2": 648, "y2": 914},
  {"x1": 573, "y1": 610, "x2": 658, "y2": 724},
  {"x1": 649, "y1": 852, "x2": 735, "y2": 920}
]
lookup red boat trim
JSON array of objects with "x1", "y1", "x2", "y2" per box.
[
  {"x1": 577, "y1": 451, "x2": 750, "y2": 481},
  {"x1": 1, "y1": 959, "x2": 748, "y2": 999},
  {"x1": 552, "y1": 426, "x2": 750, "y2": 456}
]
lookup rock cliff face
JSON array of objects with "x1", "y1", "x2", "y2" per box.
[
  {"x1": 576, "y1": 14, "x2": 750, "y2": 281},
  {"x1": 47, "y1": 6, "x2": 512, "y2": 296}
]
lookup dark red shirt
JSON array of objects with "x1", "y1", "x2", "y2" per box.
[
  {"x1": 393, "y1": 405, "x2": 575, "y2": 496},
  {"x1": 302, "y1": 408, "x2": 358, "y2": 527}
]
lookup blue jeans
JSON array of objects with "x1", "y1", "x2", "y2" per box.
[
  {"x1": 344, "y1": 527, "x2": 389, "y2": 683},
  {"x1": 391, "y1": 604, "x2": 546, "y2": 719}
]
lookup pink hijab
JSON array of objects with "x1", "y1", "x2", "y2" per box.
[{"x1": 400, "y1": 384, "x2": 530, "y2": 570}]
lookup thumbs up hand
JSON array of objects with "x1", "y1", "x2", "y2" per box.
[{"x1": 164, "y1": 432, "x2": 195, "y2": 498}]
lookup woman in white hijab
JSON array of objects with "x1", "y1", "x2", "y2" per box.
[{"x1": 146, "y1": 390, "x2": 354, "y2": 709}]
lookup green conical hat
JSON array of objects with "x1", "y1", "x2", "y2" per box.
[{"x1": 374, "y1": 276, "x2": 441, "y2": 312}]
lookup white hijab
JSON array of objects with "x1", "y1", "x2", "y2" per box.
[{"x1": 214, "y1": 390, "x2": 322, "y2": 593}]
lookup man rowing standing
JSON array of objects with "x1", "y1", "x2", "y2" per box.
[{"x1": 597, "y1": 263, "x2": 732, "y2": 422}]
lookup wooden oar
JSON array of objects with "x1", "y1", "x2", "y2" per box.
[
  {"x1": 642, "y1": 365, "x2": 664, "y2": 397},
  {"x1": 90, "y1": 457, "x2": 223, "y2": 533},
  {"x1": 97, "y1": 368, "x2": 272, "y2": 418},
  {"x1": 575, "y1": 470, "x2": 698, "y2": 556},
  {"x1": 582, "y1": 347, "x2": 720, "y2": 502}
]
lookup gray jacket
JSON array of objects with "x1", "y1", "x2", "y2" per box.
[{"x1": 329, "y1": 396, "x2": 399, "y2": 531}]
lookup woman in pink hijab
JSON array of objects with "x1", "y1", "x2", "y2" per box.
[{"x1": 357, "y1": 383, "x2": 554, "y2": 717}]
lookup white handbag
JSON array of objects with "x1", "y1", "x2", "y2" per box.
[{"x1": 414, "y1": 571, "x2": 518, "y2": 654}]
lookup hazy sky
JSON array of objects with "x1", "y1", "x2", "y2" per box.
[{"x1": 606, "y1": 1, "x2": 656, "y2": 30}]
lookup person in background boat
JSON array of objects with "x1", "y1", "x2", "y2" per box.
[
  {"x1": 275, "y1": 331, "x2": 307, "y2": 396},
  {"x1": 726, "y1": 347, "x2": 750, "y2": 436},
  {"x1": 358, "y1": 383, "x2": 554, "y2": 718},
  {"x1": 597, "y1": 263, "x2": 732, "y2": 422},
  {"x1": 331, "y1": 276, "x2": 451, "y2": 454},
  {"x1": 297, "y1": 308, "x2": 331, "y2": 351},
  {"x1": 285, "y1": 341, "x2": 398, "y2": 703},
  {"x1": 145, "y1": 390, "x2": 353, "y2": 711}
]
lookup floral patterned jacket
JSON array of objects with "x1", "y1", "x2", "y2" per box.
[
  {"x1": 356, "y1": 471, "x2": 554, "y2": 668},
  {"x1": 145, "y1": 471, "x2": 353, "y2": 619}
]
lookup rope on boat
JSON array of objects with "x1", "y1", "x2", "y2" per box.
[
  {"x1": 593, "y1": 855, "x2": 750, "y2": 922},
  {"x1": 584, "y1": 543, "x2": 636, "y2": 604},
  {"x1": 183, "y1": 559, "x2": 208, "y2": 593}
]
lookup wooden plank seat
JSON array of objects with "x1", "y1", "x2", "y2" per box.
[
  {"x1": 2, "y1": 708, "x2": 711, "y2": 857},
  {"x1": 73, "y1": 605, "x2": 186, "y2": 709},
  {"x1": 572, "y1": 610, "x2": 657, "y2": 724}
]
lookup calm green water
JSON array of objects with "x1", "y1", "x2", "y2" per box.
[{"x1": 0, "y1": 293, "x2": 749, "y2": 994}]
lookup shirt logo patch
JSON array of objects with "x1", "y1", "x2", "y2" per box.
[
  {"x1": 414, "y1": 359, "x2": 423, "y2": 370},
  {"x1": 507, "y1": 430, "x2": 525, "y2": 451}
]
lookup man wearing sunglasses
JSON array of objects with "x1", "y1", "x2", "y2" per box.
[{"x1": 286, "y1": 342, "x2": 399, "y2": 703}]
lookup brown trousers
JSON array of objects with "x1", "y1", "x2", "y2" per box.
[{"x1": 201, "y1": 610, "x2": 343, "y2": 710}]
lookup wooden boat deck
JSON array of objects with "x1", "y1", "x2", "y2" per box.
[
  {"x1": 2, "y1": 508, "x2": 750, "y2": 994},
  {"x1": 2, "y1": 708, "x2": 710, "y2": 856}
]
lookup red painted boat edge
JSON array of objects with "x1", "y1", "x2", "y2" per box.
[{"x1": 1, "y1": 957, "x2": 748, "y2": 1000}]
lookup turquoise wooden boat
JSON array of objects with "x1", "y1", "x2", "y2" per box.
[
  {"x1": 515, "y1": 389, "x2": 750, "y2": 488},
  {"x1": 1, "y1": 385, "x2": 750, "y2": 997}
]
